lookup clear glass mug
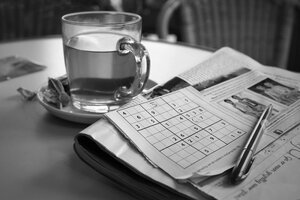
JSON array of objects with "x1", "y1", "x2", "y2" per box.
[{"x1": 61, "y1": 11, "x2": 150, "y2": 113}]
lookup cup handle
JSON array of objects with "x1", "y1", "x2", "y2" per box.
[{"x1": 115, "y1": 37, "x2": 150, "y2": 101}]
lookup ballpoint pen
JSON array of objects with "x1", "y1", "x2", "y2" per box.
[{"x1": 230, "y1": 104, "x2": 273, "y2": 184}]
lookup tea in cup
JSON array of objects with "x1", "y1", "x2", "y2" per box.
[{"x1": 62, "y1": 11, "x2": 150, "y2": 113}]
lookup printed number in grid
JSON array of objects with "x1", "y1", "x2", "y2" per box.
[{"x1": 118, "y1": 92, "x2": 246, "y2": 168}]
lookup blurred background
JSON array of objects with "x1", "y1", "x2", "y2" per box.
[{"x1": 0, "y1": 0, "x2": 299, "y2": 72}]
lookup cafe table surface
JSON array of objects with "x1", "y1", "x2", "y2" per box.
[{"x1": 0, "y1": 36, "x2": 212, "y2": 200}]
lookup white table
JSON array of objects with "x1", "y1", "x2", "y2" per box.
[{"x1": 0, "y1": 37, "x2": 212, "y2": 200}]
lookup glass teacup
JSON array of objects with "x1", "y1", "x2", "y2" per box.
[{"x1": 62, "y1": 11, "x2": 150, "y2": 113}]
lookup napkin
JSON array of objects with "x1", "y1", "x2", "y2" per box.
[{"x1": 0, "y1": 56, "x2": 46, "y2": 81}]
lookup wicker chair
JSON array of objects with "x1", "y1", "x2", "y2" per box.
[
  {"x1": 157, "y1": 0, "x2": 298, "y2": 68},
  {"x1": 0, "y1": 0, "x2": 112, "y2": 42}
]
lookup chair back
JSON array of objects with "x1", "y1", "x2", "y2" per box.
[
  {"x1": 157, "y1": 0, "x2": 297, "y2": 68},
  {"x1": 0, "y1": 0, "x2": 108, "y2": 42}
]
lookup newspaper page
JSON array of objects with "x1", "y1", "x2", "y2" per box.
[
  {"x1": 194, "y1": 124, "x2": 300, "y2": 200},
  {"x1": 105, "y1": 48, "x2": 300, "y2": 181}
]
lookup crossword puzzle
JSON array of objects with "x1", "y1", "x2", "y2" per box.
[{"x1": 118, "y1": 91, "x2": 246, "y2": 168}]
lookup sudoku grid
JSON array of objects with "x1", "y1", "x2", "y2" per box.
[{"x1": 118, "y1": 91, "x2": 246, "y2": 168}]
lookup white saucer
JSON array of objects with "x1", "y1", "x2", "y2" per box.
[
  {"x1": 37, "y1": 86, "x2": 102, "y2": 124},
  {"x1": 37, "y1": 78, "x2": 157, "y2": 124}
]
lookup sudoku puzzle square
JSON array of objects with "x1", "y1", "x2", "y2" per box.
[{"x1": 118, "y1": 91, "x2": 246, "y2": 168}]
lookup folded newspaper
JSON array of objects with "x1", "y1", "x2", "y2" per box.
[{"x1": 74, "y1": 47, "x2": 300, "y2": 200}]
